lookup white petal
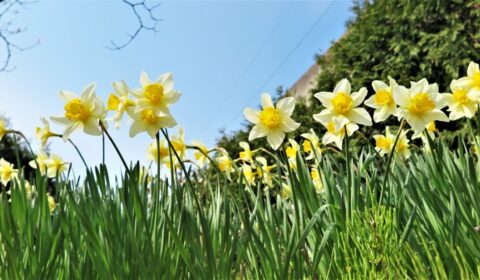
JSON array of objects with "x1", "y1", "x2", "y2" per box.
[
  {"x1": 129, "y1": 121, "x2": 147, "y2": 137},
  {"x1": 83, "y1": 118, "x2": 102, "y2": 136},
  {"x1": 140, "y1": 71, "x2": 151, "y2": 87},
  {"x1": 59, "y1": 91, "x2": 78, "y2": 102},
  {"x1": 276, "y1": 97, "x2": 296, "y2": 116},
  {"x1": 164, "y1": 91, "x2": 181, "y2": 104},
  {"x1": 50, "y1": 116, "x2": 70, "y2": 125},
  {"x1": 462, "y1": 103, "x2": 477, "y2": 118},
  {"x1": 363, "y1": 95, "x2": 377, "y2": 109},
  {"x1": 280, "y1": 116, "x2": 300, "y2": 132},
  {"x1": 372, "y1": 80, "x2": 388, "y2": 92},
  {"x1": 333, "y1": 78, "x2": 351, "y2": 94},
  {"x1": 261, "y1": 93, "x2": 274, "y2": 108},
  {"x1": 248, "y1": 125, "x2": 267, "y2": 141},
  {"x1": 468, "y1": 88, "x2": 480, "y2": 101},
  {"x1": 312, "y1": 109, "x2": 334, "y2": 125},
  {"x1": 467, "y1": 61, "x2": 479, "y2": 77},
  {"x1": 393, "y1": 85, "x2": 410, "y2": 107},
  {"x1": 266, "y1": 130, "x2": 285, "y2": 150},
  {"x1": 346, "y1": 108, "x2": 372, "y2": 126},
  {"x1": 351, "y1": 87, "x2": 367, "y2": 107},
  {"x1": 424, "y1": 110, "x2": 449, "y2": 123},
  {"x1": 62, "y1": 122, "x2": 82, "y2": 141},
  {"x1": 314, "y1": 92, "x2": 334, "y2": 108},
  {"x1": 157, "y1": 73, "x2": 174, "y2": 92},
  {"x1": 243, "y1": 108, "x2": 260, "y2": 124},
  {"x1": 81, "y1": 83, "x2": 96, "y2": 104},
  {"x1": 159, "y1": 115, "x2": 177, "y2": 128}
]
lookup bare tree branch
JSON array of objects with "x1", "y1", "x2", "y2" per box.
[
  {"x1": 0, "y1": 0, "x2": 38, "y2": 72},
  {"x1": 107, "y1": 0, "x2": 162, "y2": 50}
]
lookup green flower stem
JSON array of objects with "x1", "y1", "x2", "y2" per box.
[
  {"x1": 467, "y1": 119, "x2": 480, "y2": 156},
  {"x1": 99, "y1": 121, "x2": 130, "y2": 175},
  {"x1": 155, "y1": 132, "x2": 161, "y2": 185},
  {"x1": 102, "y1": 130, "x2": 106, "y2": 165},
  {"x1": 379, "y1": 120, "x2": 405, "y2": 206},
  {"x1": 355, "y1": 130, "x2": 385, "y2": 163},
  {"x1": 51, "y1": 134, "x2": 88, "y2": 170}
]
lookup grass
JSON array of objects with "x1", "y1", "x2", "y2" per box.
[{"x1": 1, "y1": 132, "x2": 480, "y2": 279}]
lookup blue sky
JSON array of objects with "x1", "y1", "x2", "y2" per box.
[{"x1": 0, "y1": 0, "x2": 352, "y2": 176}]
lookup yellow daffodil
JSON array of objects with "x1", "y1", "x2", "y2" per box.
[
  {"x1": 51, "y1": 83, "x2": 107, "y2": 141},
  {"x1": 301, "y1": 129, "x2": 322, "y2": 161},
  {"x1": 0, "y1": 117, "x2": 6, "y2": 140},
  {"x1": 29, "y1": 151, "x2": 49, "y2": 175},
  {"x1": 241, "y1": 164, "x2": 255, "y2": 186},
  {"x1": 244, "y1": 93, "x2": 300, "y2": 150},
  {"x1": 147, "y1": 138, "x2": 170, "y2": 167},
  {"x1": 396, "y1": 130, "x2": 411, "y2": 159},
  {"x1": 170, "y1": 127, "x2": 187, "y2": 160},
  {"x1": 35, "y1": 117, "x2": 56, "y2": 147},
  {"x1": 255, "y1": 156, "x2": 275, "y2": 188},
  {"x1": 108, "y1": 80, "x2": 136, "y2": 128},
  {"x1": 374, "y1": 127, "x2": 411, "y2": 159},
  {"x1": 45, "y1": 154, "x2": 69, "y2": 178},
  {"x1": 454, "y1": 61, "x2": 480, "y2": 101},
  {"x1": 216, "y1": 148, "x2": 234, "y2": 179},
  {"x1": 321, "y1": 119, "x2": 359, "y2": 149},
  {"x1": 47, "y1": 194, "x2": 56, "y2": 214},
  {"x1": 132, "y1": 72, "x2": 181, "y2": 115},
  {"x1": 364, "y1": 77, "x2": 398, "y2": 122},
  {"x1": 128, "y1": 108, "x2": 176, "y2": 138},
  {"x1": 285, "y1": 138, "x2": 300, "y2": 170},
  {"x1": 238, "y1": 141, "x2": 255, "y2": 163},
  {"x1": 192, "y1": 140, "x2": 209, "y2": 168},
  {"x1": 373, "y1": 127, "x2": 395, "y2": 156},
  {"x1": 22, "y1": 180, "x2": 36, "y2": 199},
  {"x1": 281, "y1": 183, "x2": 292, "y2": 199},
  {"x1": 0, "y1": 158, "x2": 18, "y2": 186},
  {"x1": 310, "y1": 168, "x2": 324, "y2": 194},
  {"x1": 393, "y1": 78, "x2": 448, "y2": 132},
  {"x1": 313, "y1": 78, "x2": 372, "y2": 129},
  {"x1": 444, "y1": 79, "x2": 478, "y2": 120}
]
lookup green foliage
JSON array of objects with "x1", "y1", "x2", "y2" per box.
[{"x1": 1, "y1": 133, "x2": 480, "y2": 277}]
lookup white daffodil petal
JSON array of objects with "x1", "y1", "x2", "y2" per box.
[
  {"x1": 333, "y1": 78, "x2": 351, "y2": 94},
  {"x1": 266, "y1": 130, "x2": 285, "y2": 150},
  {"x1": 346, "y1": 108, "x2": 372, "y2": 126},
  {"x1": 261, "y1": 93, "x2": 274, "y2": 108},
  {"x1": 243, "y1": 108, "x2": 260, "y2": 124},
  {"x1": 276, "y1": 97, "x2": 296, "y2": 116}
]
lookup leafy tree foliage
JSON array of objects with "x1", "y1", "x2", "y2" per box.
[{"x1": 217, "y1": 0, "x2": 480, "y2": 151}]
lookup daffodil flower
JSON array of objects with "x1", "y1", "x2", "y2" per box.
[
  {"x1": 128, "y1": 108, "x2": 176, "y2": 138},
  {"x1": 107, "y1": 80, "x2": 137, "y2": 128},
  {"x1": 238, "y1": 141, "x2": 256, "y2": 163},
  {"x1": 364, "y1": 77, "x2": 398, "y2": 122},
  {"x1": 132, "y1": 72, "x2": 181, "y2": 115},
  {"x1": 169, "y1": 127, "x2": 187, "y2": 160},
  {"x1": 0, "y1": 158, "x2": 18, "y2": 186},
  {"x1": 255, "y1": 156, "x2": 275, "y2": 188},
  {"x1": 313, "y1": 78, "x2": 372, "y2": 129},
  {"x1": 412, "y1": 121, "x2": 437, "y2": 140},
  {"x1": 244, "y1": 93, "x2": 300, "y2": 150},
  {"x1": 444, "y1": 79, "x2": 478, "y2": 120},
  {"x1": 454, "y1": 61, "x2": 480, "y2": 101},
  {"x1": 321, "y1": 119, "x2": 359, "y2": 149},
  {"x1": 285, "y1": 138, "x2": 300, "y2": 170},
  {"x1": 374, "y1": 127, "x2": 410, "y2": 159},
  {"x1": 393, "y1": 78, "x2": 448, "y2": 132},
  {"x1": 301, "y1": 129, "x2": 322, "y2": 161},
  {"x1": 147, "y1": 138, "x2": 169, "y2": 164},
  {"x1": 310, "y1": 168, "x2": 324, "y2": 193},
  {"x1": 192, "y1": 140, "x2": 209, "y2": 168},
  {"x1": 51, "y1": 83, "x2": 107, "y2": 141},
  {"x1": 36, "y1": 118, "x2": 56, "y2": 147},
  {"x1": 47, "y1": 194, "x2": 56, "y2": 214},
  {"x1": 241, "y1": 164, "x2": 255, "y2": 186},
  {"x1": 281, "y1": 183, "x2": 292, "y2": 199},
  {"x1": 45, "y1": 154, "x2": 69, "y2": 178},
  {"x1": 216, "y1": 148, "x2": 234, "y2": 179},
  {"x1": 29, "y1": 151, "x2": 49, "y2": 175}
]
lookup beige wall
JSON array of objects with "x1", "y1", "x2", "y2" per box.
[{"x1": 287, "y1": 63, "x2": 320, "y2": 105}]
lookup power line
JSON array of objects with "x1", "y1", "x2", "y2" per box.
[
  {"x1": 221, "y1": 1, "x2": 334, "y2": 131},
  {"x1": 196, "y1": 2, "x2": 293, "y2": 138}
]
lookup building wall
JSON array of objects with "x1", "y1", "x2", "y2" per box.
[{"x1": 287, "y1": 63, "x2": 320, "y2": 105}]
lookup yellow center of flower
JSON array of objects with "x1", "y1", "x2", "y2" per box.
[
  {"x1": 397, "y1": 139, "x2": 408, "y2": 152},
  {"x1": 452, "y1": 89, "x2": 469, "y2": 104},
  {"x1": 107, "y1": 94, "x2": 121, "y2": 111},
  {"x1": 331, "y1": 92, "x2": 353, "y2": 115},
  {"x1": 259, "y1": 107, "x2": 281, "y2": 129},
  {"x1": 140, "y1": 109, "x2": 157, "y2": 124},
  {"x1": 473, "y1": 72, "x2": 480, "y2": 88},
  {"x1": 218, "y1": 159, "x2": 231, "y2": 172},
  {"x1": 375, "y1": 136, "x2": 393, "y2": 150},
  {"x1": 426, "y1": 121, "x2": 436, "y2": 132},
  {"x1": 144, "y1": 83, "x2": 164, "y2": 105},
  {"x1": 64, "y1": 99, "x2": 90, "y2": 122},
  {"x1": 172, "y1": 140, "x2": 186, "y2": 153},
  {"x1": 239, "y1": 151, "x2": 252, "y2": 161},
  {"x1": 286, "y1": 146, "x2": 297, "y2": 158},
  {"x1": 311, "y1": 169, "x2": 320, "y2": 180},
  {"x1": 327, "y1": 121, "x2": 345, "y2": 135},
  {"x1": 374, "y1": 90, "x2": 393, "y2": 106},
  {"x1": 408, "y1": 93, "x2": 435, "y2": 115},
  {"x1": 303, "y1": 140, "x2": 312, "y2": 153}
]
